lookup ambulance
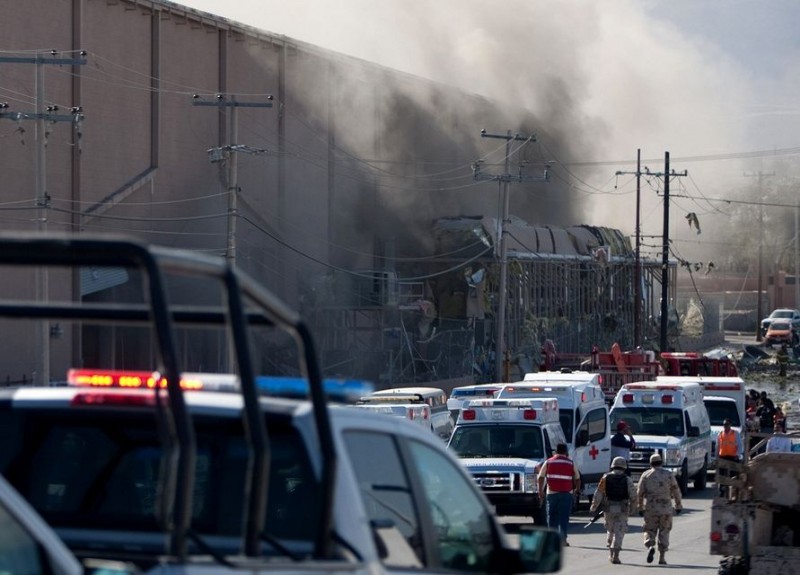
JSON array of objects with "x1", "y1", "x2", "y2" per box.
[
  {"x1": 353, "y1": 394, "x2": 433, "y2": 432},
  {"x1": 367, "y1": 387, "x2": 454, "y2": 440},
  {"x1": 610, "y1": 381, "x2": 712, "y2": 495},
  {"x1": 446, "y1": 383, "x2": 504, "y2": 420},
  {"x1": 447, "y1": 398, "x2": 567, "y2": 524},
  {"x1": 657, "y1": 375, "x2": 747, "y2": 467},
  {"x1": 496, "y1": 373, "x2": 611, "y2": 503}
]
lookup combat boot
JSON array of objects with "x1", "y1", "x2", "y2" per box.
[
  {"x1": 611, "y1": 549, "x2": 621, "y2": 564},
  {"x1": 658, "y1": 551, "x2": 666, "y2": 565}
]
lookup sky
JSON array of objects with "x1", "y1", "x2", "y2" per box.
[{"x1": 177, "y1": 0, "x2": 800, "y2": 265}]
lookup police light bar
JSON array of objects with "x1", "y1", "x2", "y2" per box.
[
  {"x1": 255, "y1": 376, "x2": 374, "y2": 403},
  {"x1": 67, "y1": 369, "x2": 211, "y2": 390}
]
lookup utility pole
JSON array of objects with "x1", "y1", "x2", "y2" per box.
[
  {"x1": 745, "y1": 171, "x2": 774, "y2": 341},
  {"x1": 0, "y1": 50, "x2": 86, "y2": 386},
  {"x1": 659, "y1": 152, "x2": 687, "y2": 353},
  {"x1": 473, "y1": 130, "x2": 549, "y2": 383},
  {"x1": 615, "y1": 148, "x2": 643, "y2": 348},
  {"x1": 193, "y1": 94, "x2": 273, "y2": 266},
  {"x1": 795, "y1": 201, "x2": 799, "y2": 308}
]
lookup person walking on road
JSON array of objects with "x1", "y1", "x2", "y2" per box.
[
  {"x1": 590, "y1": 456, "x2": 637, "y2": 564},
  {"x1": 610, "y1": 421, "x2": 636, "y2": 474},
  {"x1": 637, "y1": 453, "x2": 682, "y2": 565},
  {"x1": 538, "y1": 442, "x2": 580, "y2": 546}
]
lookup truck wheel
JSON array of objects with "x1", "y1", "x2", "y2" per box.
[
  {"x1": 693, "y1": 458, "x2": 708, "y2": 490},
  {"x1": 718, "y1": 556, "x2": 748, "y2": 575},
  {"x1": 678, "y1": 461, "x2": 689, "y2": 496}
]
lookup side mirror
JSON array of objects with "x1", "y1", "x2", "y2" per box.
[
  {"x1": 516, "y1": 526, "x2": 563, "y2": 573},
  {"x1": 688, "y1": 426, "x2": 700, "y2": 437},
  {"x1": 576, "y1": 429, "x2": 589, "y2": 448}
]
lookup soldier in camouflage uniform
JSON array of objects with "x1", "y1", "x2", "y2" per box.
[
  {"x1": 636, "y1": 452, "x2": 683, "y2": 565},
  {"x1": 590, "y1": 456, "x2": 637, "y2": 564}
]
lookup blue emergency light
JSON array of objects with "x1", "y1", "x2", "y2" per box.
[{"x1": 255, "y1": 376, "x2": 374, "y2": 403}]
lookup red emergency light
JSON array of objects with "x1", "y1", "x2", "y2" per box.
[
  {"x1": 622, "y1": 393, "x2": 634, "y2": 403},
  {"x1": 67, "y1": 369, "x2": 205, "y2": 390},
  {"x1": 70, "y1": 391, "x2": 158, "y2": 408},
  {"x1": 661, "y1": 395, "x2": 674, "y2": 404},
  {"x1": 462, "y1": 409, "x2": 476, "y2": 420},
  {"x1": 523, "y1": 409, "x2": 537, "y2": 420}
]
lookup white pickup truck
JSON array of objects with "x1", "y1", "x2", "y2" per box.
[{"x1": 0, "y1": 234, "x2": 562, "y2": 575}]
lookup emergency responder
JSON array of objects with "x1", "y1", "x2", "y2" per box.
[
  {"x1": 537, "y1": 442, "x2": 580, "y2": 546},
  {"x1": 590, "y1": 456, "x2": 637, "y2": 564},
  {"x1": 636, "y1": 453, "x2": 682, "y2": 565},
  {"x1": 610, "y1": 421, "x2": 636, "y2": 474},
  {"x1": 716, "y1": 418, "x2": 742, "y2": 497}
]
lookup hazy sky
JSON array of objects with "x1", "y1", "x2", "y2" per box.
[{"x1": 177, "y1": 0, "x2": 800, "y2": 258}]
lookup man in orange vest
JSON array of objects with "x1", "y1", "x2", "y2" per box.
[
  {"x1": 716, "y1": 418, "x2": 742, "y2": 497},
  {"x1": 537, "y1": 443, "x2": 581, "y2": 546}
]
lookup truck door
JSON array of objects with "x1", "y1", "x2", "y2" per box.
[{"x1": 574, "y1": 406, "x2": 611, "y2": 489}]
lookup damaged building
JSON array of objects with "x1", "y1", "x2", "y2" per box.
[
  {"x1": 0, "y1": 0, "x2": 672, "y2": 386},
  {"x1": 306, "y1": 215, "x2": 673, "y2": 387}
]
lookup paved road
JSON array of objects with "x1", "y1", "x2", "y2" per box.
[{"x1": 503, "y1": 484, "x2": 720, "y2": 573}]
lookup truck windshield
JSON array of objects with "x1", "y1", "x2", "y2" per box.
[
  {"x1": 704, "y1": 400, "x2": 741, "y2": 427},
  {"x1": 610, "y1": 408, "x2": 684, "y2": 437},
  {"x1": 449, "y1": 425, "x2": 544, "y2": 459}
]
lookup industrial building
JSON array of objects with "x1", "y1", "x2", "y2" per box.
[{"x1": 0, "y1": 0, "x2": 672, "y2": 386}]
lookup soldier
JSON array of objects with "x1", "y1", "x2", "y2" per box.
[
  {"x1": 637, "y1": 453, "x2": 682, "y2": 565},
  {"x1": 590, "y1": 456, "x2": 637, "y2": 564}
]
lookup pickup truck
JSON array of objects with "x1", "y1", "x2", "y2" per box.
[
  {"x1": 0, "y1": 234, "x2": 561, "y2": 574},
  {"x1": 0, "y1": 473, "x2": 83, "y2": 575}
]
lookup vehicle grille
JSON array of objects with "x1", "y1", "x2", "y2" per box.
[
  {"x1": 628, "y1": 447, "x2": 659, "y2": 471},
  {"x1": 471, "y1": 471, "x2": 522, "y2": 493}
]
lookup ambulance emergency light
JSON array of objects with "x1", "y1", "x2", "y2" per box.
[
  {"x1": 67, "y1": 368, "x2": 374, "y2": 402},
  {"x1": 460, "y1": 398, "x2": 558, "y2": 421}
]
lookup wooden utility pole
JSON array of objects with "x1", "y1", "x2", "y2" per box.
[
  {"x1": 193, "y1": 94, "x2": 273, "y2": 266},
  {"x1": 659, "y1": 152, "x2": 687, "y2": 353},
  {"x1": 745, "y1": 171, "x2": 774, "y2": 341},
  {"x1": 0, "y1": 51, "x2": 86, "y2": 386},
  {"x1": 473, "y1": 130, "x2": 548, "y2": 383},
  {"x1": 615, "y1": 149, "x2": 643, "y2": 348}
]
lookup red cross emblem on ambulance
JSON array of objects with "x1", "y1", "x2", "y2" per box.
[{"x1": 589, "y1": 444, "x2": 599, "y2": 460}]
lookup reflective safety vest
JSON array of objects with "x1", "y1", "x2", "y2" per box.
[
  {"x1": 718, "y1": 429, "x2": 739, "y2": 457},
  {"x1": 545, "y1": 455, "x2": 575, "y2": 493}
]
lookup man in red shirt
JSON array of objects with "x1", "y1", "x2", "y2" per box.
[{"x1": 537, "y1": 443, "x2": 580, "y2": 545}]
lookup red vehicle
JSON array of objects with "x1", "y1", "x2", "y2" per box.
[
  {"x1": 764, "y1": 320, "x2": 796, "y2": 348},
  {"x1": 539, "y1": 343, "x2": 739, "y2": 403}
]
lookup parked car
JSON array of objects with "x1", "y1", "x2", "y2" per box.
[
  {"x1": 759, "y1": 308, "x2": 800, "y2": 338},
  {"x1": 764, "y1": 319, "x2": 797, "y2": 347}
]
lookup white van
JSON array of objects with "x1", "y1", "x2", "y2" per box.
[
  {"x1": 657, "y1": 375, "x2": 747, "y2": 467},
  {"x1": 447, "y1": 383, "x2": 504, "y2": 420},
  {"x1": 369, "y1": 387, "x2": 454, "y2": 440},
  {"x1": 497, "y1": 372, "x2": 611, "y2": 502},
  {"x1": 610, "y1": 381, "x2": 712, "y2": 495}
]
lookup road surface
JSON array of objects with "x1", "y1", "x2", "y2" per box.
[{"x1": 503, "y1": 484, "x2": 720, "y2": 573}]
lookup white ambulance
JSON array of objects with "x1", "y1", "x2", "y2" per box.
[
  {"x1": 353, "y1": 395, "x2": 433, "y2": 431},
  {"x1": 447, "y1": 398, "x2": 566, "y2": 524},
  {"x1": 446, "y1": 383, "x2": 504, "y2": 420},
  {"x1": 368, "y1": 387, "x2": 454, "y2": 440},
  {"x1": 657, "y1": 375, "x2": 747, "y2": 466},
  {"x1": 496, "y1": 373, "x2": 611, "y2": 503},
  {"x1": 610, "y1": 381, "x2": 712, "y2": 495}
]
